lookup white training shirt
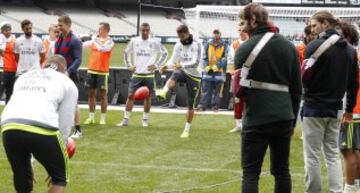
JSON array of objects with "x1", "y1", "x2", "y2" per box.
[
  {"x1": 166, "y1": 39, "x2": 203, "y2": 78},
  {"x1": 124, "y1": 36, "x2": 168, "y2": 74},
  {"x1": 1, "y1": 68, "x2": 78, "y2": 141},
  {"x1": 83, "y1": 36, "x2": 115, "y2": 52},
  {"x1": 0, "y1": 34, "x2": 5, "y2": 68},
  {"x1": 14, "y1": 35, "x2": 45, "y2": 75}
]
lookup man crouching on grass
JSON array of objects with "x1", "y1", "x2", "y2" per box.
[{"x1": 1, "y1": 55, "x2": 78, "y2": 193}]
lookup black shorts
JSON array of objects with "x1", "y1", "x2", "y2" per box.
[
  {"x1": 170, "y1": 70, "x2": 201, "y2": 109},
  {"x1": 2, "y1": 125, "x2": 68, "y2": 193},
  {"x1": 69, "y1": 72, "x2": 79, "y2": 84},
  {"x1": 86, "y1": 73, "x2": 108, "y2": 91},
  {"x1": 339, "y1": 120, "x2": 360, "y2": 150},
  {"x1": 128, "y1": 74, "x2": 155, "y2": 95}
]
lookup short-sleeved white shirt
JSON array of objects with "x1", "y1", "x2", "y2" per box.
[{"x1": 14, "y1": 35, "x2": 45, "y2": 75}]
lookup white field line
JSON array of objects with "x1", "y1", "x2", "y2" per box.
[
  {"x1": 71, "y1": 160, "x2": 307, "y2": 177},
  {"x1": 0, "y1": 157, "x2": 306, "y2": 177},
  {"x1": 0, "y1": 157, "x2": 311, "y2": 192}
]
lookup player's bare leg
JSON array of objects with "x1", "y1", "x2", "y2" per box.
[
  {"x1": 71, "y1": 106, "x2": 82, "y2": 139},
  {"x1": 48, "y1": 185, "x2": 65, "y2": 193},
  {"x1": 156, "y1": 79, "x2": 175, "y2": 100},
  {"x1": 99, "y1": 89, "x2": 108, "y2": 124},
  {"x1": 84, "y1": 89, "x2": 96, "y2": 124},
  {"x1": 142, "y1": 96, "x2": 151, "y2": 127},
  {"x1": 180, "y1": 108, "x2": 194, "y2": 138},
  {"x1": 342, "y1": 150, "x2": 359, "y2": 193},
  {"x1": 117, "y1": 94, "x2": 134, "y2": 127}
]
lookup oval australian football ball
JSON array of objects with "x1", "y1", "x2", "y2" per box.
[
  {"x1": 67, "y1": 137, "x2": 76, "y2": 159},
  {"x1": 134, "y1": 86, "x2": 150, "y2": 100}
]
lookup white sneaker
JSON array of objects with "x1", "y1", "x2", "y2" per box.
[
  {"x1": 116, "y1": 118, "x2": 129, "y2": 127},
  {"x1": 142, "y1": 119, "x2": 149, "y2": 127},
  {"x1": 353, "y1": 184, "x2": 360, "y2": 193},
  {"x1": 99, "y1": 119, "x2": 106, "y2": 125},
  {"x1": 229, "y1": 127, "x2": 242, "y2": 133},
  {"x1": 70, "y1": 131, "x2": 82, "y2": 139},
  {"x1": 180, "y1": 130, "x2": 190, "y2": 138}
]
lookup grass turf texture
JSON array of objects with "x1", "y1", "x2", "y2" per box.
[
  {"x1": 0, "y1": 108, "x2": 332, "y2": 193},
  {"x1": 81, "y1": 43, "x2": 175, "y2": 68}
]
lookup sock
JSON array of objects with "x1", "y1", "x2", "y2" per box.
[
  {"x1": 124, "y1": 111, "x2": 131, "y2": 119},
  {"x1": 89, "y1": 112, "x2": 95, "y2": 120},
  {"x1": 100, "y1": 113, "x2": 106, "y2": 120},
  {"x1": 344, "y1": 184, "x2": 357, "y2": 193},
  {"x1": 184, "y1": 122, "x2": 191, "y2": 132},
  {"x1": 162, "y1": 86, "x2": 169, "y2": 93},
  {"x1": 75, "y1": 125, "x2": 81, "y2": 132},
  {"x1": 143, "y1": 112, "x2": 149, "y2": 120},
  {"x1": 236, "y1": 119, "x2": 242, "y2": 128},
  {"x1": 355, "y1": 179, "x2": 360, "y2": 189}
]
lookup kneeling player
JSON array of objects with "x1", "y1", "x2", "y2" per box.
[{"x1": 156, "y1": 25, "x2": 203, "y2": 138}]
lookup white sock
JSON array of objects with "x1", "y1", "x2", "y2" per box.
[
  {"x1": 124, "y1": 111, "x2": 131, "y2": 119},
  {"x1": 344, "y1": 184, "x2": 357, "y2": 193},
  {"x1": 236, "y1": 119, "x2": 242, "y2": 128},
  {"x1": 89, "y1": 112, "x2": 95, "y2": 119},
  {"x1": 163, "y1": 86, "x2": 169, "y2": 93},
  {"x1": 184, "y1": 122, "x2": 191, "y2": 132},
  {"x1": 143, "y1": 112, "x2": 149, "y2": 120},
  {"x1": 355, "y1": 179, "x2": 360, "y2": 189},
  {"x1": 100, "y1": 113, "x2": 106, "y2": 120}
]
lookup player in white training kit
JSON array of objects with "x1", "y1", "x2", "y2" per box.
[
  {"x1": 157, "y1": 24, "x2": 203, "y2": 138},
  {"x1": 1, "y1": 55, "x2": 78, "y2": 193},
  {"x1": 14, "y1": 19, "x2": 45, "y2": 76},
  {"x1": 117, "y1": 22, "x2": 168, "y2": 127}
]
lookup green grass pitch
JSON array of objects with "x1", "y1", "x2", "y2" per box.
[
  {"x1": 0, "y1": 41, "x2": 334, "y2": 192},
  {"x1": 0, "y1": 107, "x2": 333, "y2": 193}
]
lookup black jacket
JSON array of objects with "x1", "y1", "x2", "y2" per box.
[
  {"x1": 235, "y1": 26, "x2": 302, "y2": 127},
  {"x1": 304, "y1": 29, "x2": 359, "y2": 113}
]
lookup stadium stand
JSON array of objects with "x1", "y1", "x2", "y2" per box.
[
  {"x1": 0, "y1": 2, "x2": 360, "y2": 39},
  {"x1": 184, "y1": 5, "x2": 360, "y2": 39},
  {"x1": 0, "y1": 3, "x2": 182, "y2": 37},
  {"x1": 120, "y1": 9, "x2": 182, "y2": 36},
  {"x1": 0, "y1": 5, "x2": 52, "y2": 33}
]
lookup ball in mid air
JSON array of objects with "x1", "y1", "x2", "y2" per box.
[{"x1": 134, "y1": 86, "x2": 150, "y2": 100}]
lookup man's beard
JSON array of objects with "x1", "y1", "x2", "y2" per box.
[
  {"x1": 25, "y1": 32, "x2": 32, "y2": 38},
  {"x1": 244, "y1": 24, "x2": 254, "y2": 34}
]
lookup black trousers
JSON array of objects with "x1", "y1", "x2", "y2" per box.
[
  {"x1": 2, "y1": 72, "x2": 16, "y2": 103},
  {"x1": 3, "y1": 130, "x2": 68, "y2": 193},
  {"x1": 241, "y1": 120, "x2": 294, "y2": 193}
]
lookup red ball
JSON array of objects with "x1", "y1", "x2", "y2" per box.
[
  {"x1": 66, "y1": 138, "x2": 76, "y2": 159},
  {"x1": 134, "y1": 86, "x2": 150, "y2": 100}
]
